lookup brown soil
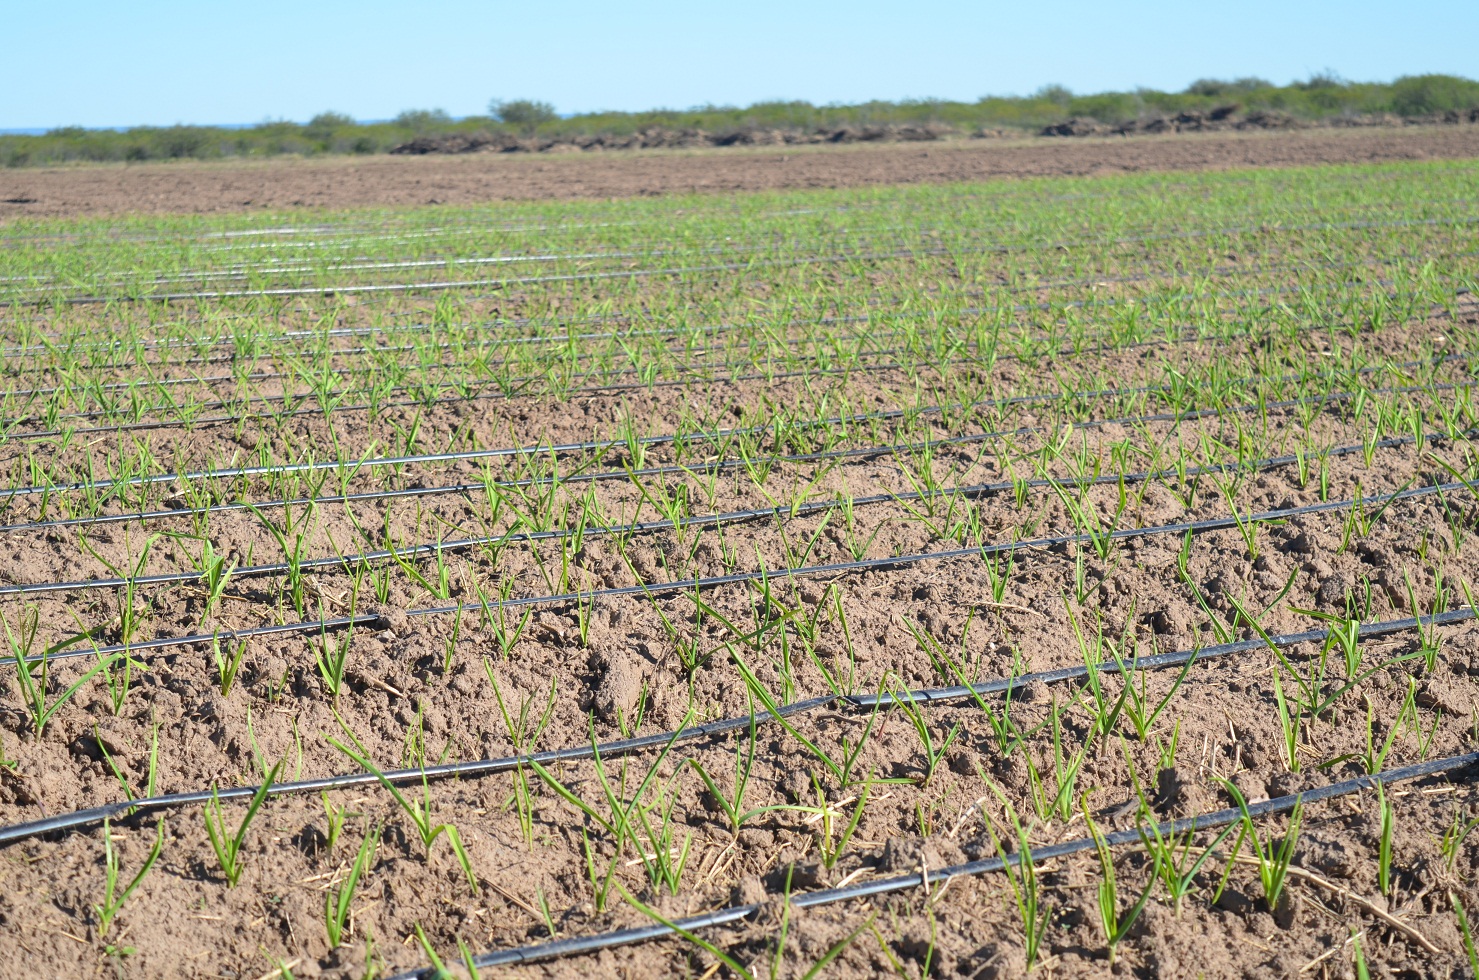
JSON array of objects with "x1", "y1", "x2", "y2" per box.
[
  {"x1": 4, "y1": 126, "x2": 1479, "y2": 220},
  {"x1": 2, "y1": 159, "x2": 1479, "y2": 980},
  {"x1": 0, "y1": 304, "x2": 1477, "y2": 978}
]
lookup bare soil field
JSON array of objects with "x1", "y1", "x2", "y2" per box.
[
  {"x1": 0, "y1": 162, "x2": 1478, "y2": 979},
  {"x1": 3, "y1": 126, "x2": 1479, "y2": 219}
]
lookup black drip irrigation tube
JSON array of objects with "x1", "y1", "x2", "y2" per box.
[
  {"x1": 0, "y1": 605, "x2": 1470, "y2": 848},
  {"x1": 1, "y1": 274, "x2": 1415, "y2": 441},
  {"x1": 15, "y1": 219, "x2": 1411, "y2": 295},
  {"x1": 0, "y1": 348, "x2": 1466, "y2": 499},
  {"x1": 8, "y1": 248, "x2": 1415, "y2": 372},
  {"x1": 0, "y1": 253, "x2": 1374, "y2": 362},
  {"x1": 0, "y1": 375, "x2": 1463, "y2": 541},
  {"x1": 5, "y1": 475, "x2": 1472, "y2": 667},
  {"x1": 48, "y1": 243, "x2": 955, "y2": 305},
  {"x1": 28, "y1": 211, "x2": 1479, "y2": 305},
  {"x1": 0, "y1": 416, "x2": 1467, "y2": 600},
  {"x1": 390, "y1": 750, "x2": 1479, "y2": 976},
  {"x1": 1, "y1": 344, "x2": 944, "y2": 440}
]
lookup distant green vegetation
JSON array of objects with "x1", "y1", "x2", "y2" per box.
[{"x1": 6, "y1": 73, "x2": 1479, "y2": 168}]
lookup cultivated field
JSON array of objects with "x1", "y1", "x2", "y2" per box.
[{"x1": 0, "y1": 160, "x2": 1478, "y2": 979}]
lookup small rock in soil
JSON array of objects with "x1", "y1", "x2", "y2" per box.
[
  {"x1": 1417, "y1": 676, "x2": 1473, "y2": 715},
  {"x1": 731, "y1": 876, "x2": 766, "y2": 906},
  {"x1": 1017, "y1": 679, "x2": 1050, "y2": 702},
  {"x1": 593, "y1": 654, "x2": 643, "y2": 723},
  {"x1": 1230, "y1": 771, "x2": 1269, "y2": 804},
  {"x1": 371, "y1": 605, "x2": 410, "y2": 636},
  {"x1": 1297, "y1": 832, "x2": 1366, "y2": 879},
  {"x1": 1315, "y1": 573, "x2": 1351, "y2": 608},
  {"x1": 1155, "y1": 765, "x2": 1209, "y2": 816}
]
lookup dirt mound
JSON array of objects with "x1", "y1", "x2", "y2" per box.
[
  {"x1": 389, "y1": 110, "x2": 1479, "y2": 153},
  {"x1": 1040, "y1": 117, "x2": 1113, "y2": 137},
  {"x1": 391, "y1": 122, "x2": 960, "y2": 155},
  {"x1": 389, "y1": 132, "x2": 521, "y2": 155},
  {"x1": 1040, "y1": 106, "x2": 1479, "y2": 139}
]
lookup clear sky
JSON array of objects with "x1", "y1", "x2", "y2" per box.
[{"x1": 4, "y1": 0, "x2": 1477, "y2": 129}]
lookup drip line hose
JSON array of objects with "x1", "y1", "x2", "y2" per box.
[
  {"x1": 22, "y1": 212, "x2": 1479, "y2": 305},
  {"x1": 2, "y1": 476, "x2": 1471, "y2": 667},
  {"x1": 393, "y1": 751, "x2": 1479, "y2": 975},
  {"x1": 0, "y1": 378, "x2": 1450, "y2": 537},
  {"x1": 0, "y1": 418, "x2": 1467, "y2": 599},
  {"x1": 43, "y1": 244, "x2": 963, "y2": 304},
  {"x1": 0, "y1": 350, "x2": 1466, "y2": 498},
  {"x1": 15, "y1": 214, "x2": 1438, "y2": 292},
  {"x1": 0, "y1": 249, "x2": 1405, "y2": 362},
  {"x1": 0, "y1": 605, "x2": 1468, "y2": 848},
  {"x1": 3, "y1": 272, "x2": 1427, "y2": 438}
]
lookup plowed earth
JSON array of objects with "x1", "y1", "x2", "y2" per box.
[
  {"x1": 1, "y1": 126, "x2": 1478, "y2": 220},
  {"x1": 1, "y1": 159, "x2": 1479, "y2": 980}
]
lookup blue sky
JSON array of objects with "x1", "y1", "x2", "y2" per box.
[{"x1": 4, "y1": 0, "x2": 1477, "y2": 129}]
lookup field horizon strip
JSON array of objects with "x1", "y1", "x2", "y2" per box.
[{"x1": 2, "y1": 159, "x2": 1479, "y2": 978}]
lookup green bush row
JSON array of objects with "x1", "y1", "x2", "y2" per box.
[{"x1": 6, "y1": 74, "x2": 1477, "y2": 168}]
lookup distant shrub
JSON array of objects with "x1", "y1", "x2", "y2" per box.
[
  {"x1": 491, "y1": 99, "x2": 558, "y2": 134},
  {"x1": 1034, "y1": 84, "x2": 1073, "y2": 108},
  {"x1": 394, "y1": 109, "x2": 452, "y2": 132},
  {"x1": 1184, "y1": 77, "x2": 1271, "y2": 97},
  {"x1": 152, "y1": 126, "x2": 215, "y2": 159},
  {"x1": 1391, "y1": 74, "x2": 1479, "y2": 116},
  {"x1": 1294, "y1": 71, "x2": 1345, "y2": 91},
  {"x1": 5, "y1": 72, "x2": 1479, "y2": 168},
  {"x1": 1067, "y1": 92, "x2": 1140, "y2": 124},
  {"x1": 309, "y1": 111, "x2": 355, "y2": 129}
]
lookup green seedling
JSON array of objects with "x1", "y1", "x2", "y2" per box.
[
  {"x1": 412, "y1": 922, "x2": 452, "y2": 980},
  {"x1": 982, "y1": 781, "x2": 1051, "y2": 971},
  {"x1": 1352, "y1": 928, "x2": 1370, "y2": 979},
  {"x1": 1064, "y1": 600, "x2": 1130, "y2": 738},
  {"x1": 1441, "y1": 805, "x2": 1479, "y2": 870},
  {"x1": 1454, "y1": 892, "x2": 1479, "y2": 977},
  {"x1": 888, "y1": 681, "x2": 961, "y2": 787},
  {"x1": 727, "y1": 646, "x2": 856, "y2": 786},
  {"x1": 1023, "y1": 700, "x2": 1089, "y2": 823},
  {"x1": 212, "y1": 633, "x2": 249, "y2": 697},
  {"x1": 690, "y1": 701, "x2": 797, "y2": 837},
  {"x1": 3, "y1": 608, "x2": 121, "y2": 735},
  {"x1": 312, "y1": 622, "x2": 355, "y2": 703},
  {"x1": 96, "y1": 713, "x2": 161, "y2": 809},
  {"x1": 203, "y1": 759, "x2": 281, "y2": 887},
  {"x1": 481, "y1": 597, "x2": 533, "y2": 660},
  {"x1": 918, "y1": 621, "x2": 1030, "y2": 756},
  {"x1": 1376, "y1": 782, "x2": 1394, "y2": 896},
  {"x1": 94, "y1": 818, "x2": 165, "y2": 939},
  {"x1": 1222, "y1": 779, "x2": 1303, "y2": 911},
  {"x1": 329, "y1": 724, "x2": 479, "y2": 894},
  {"x1": 196, "y1": 539, "x2": 238, "y2": 626},
  {"x1": 321, "y1": 792, "x2": 346, "y2": 851},
  {"x1": 1083, "y1": 796, "x2": 1158, "y2": 964},
  {"x1": 1404, "y1": 567, "x2": 1447, "y2": 670},
  {"x1": 325, "y1": 824, "x2": 380, "y2": 948},
  {"x1": 485, "y1": 663, "x2": 557, "y2": 849},
  {"x1": 245, "y1": 500, "x2": 317, "y2": 616},
  {"x1": 810, "y1": 771, "x2": 871, "y2": 869},
  {"x1": 1137, "y1": 813, "x2": 1240, "y2": 917}
]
